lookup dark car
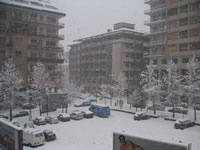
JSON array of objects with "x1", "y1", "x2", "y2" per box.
[
  {"x1": 0, "y1": 115, "x2": 8, "y2": 119},
  {"x1": 134, "y1": 112, "x2": 149, "y2": 121},
  {"x1": 168, "y1": 107, "x2": 188, "y2": 114},
  {"x1": 33, "y1": 116, "x2": 46, "y2": 125},
  {"x1": 194, "y1": 104, "x2": 200, "y2": 110},
  {"x1": 57, "y1": 113, "x2": 70, "y2": 122},
  {"x1": 148, "y1": 104, "x2": 165, "y2": 111},
  {"x1": 81, "y1": 111, "x2": 94, "y2": 119},
  {"x1": 22, "y1": 103, "x2": 36, "y2": 109},
  {"x1": 13, "y1": 111, "x2": 29, "y2": 118},
  {"x1": 43, "y1": 129, "x2": 56, "y2": 141},
  {"x1": 174, "y1": 119, "x2": 195, "y2": 130}
]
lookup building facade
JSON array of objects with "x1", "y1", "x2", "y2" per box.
[
  {"x1": 0, "y1": 0, "x2": 65, "y2": 87},
  {"x1": 145, "y1": 0, "x2": 200, "y2": 79},
  {"x1": 69, "y1": 23, "x2": 147, "y2": 93}
]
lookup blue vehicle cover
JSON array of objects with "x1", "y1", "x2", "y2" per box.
[{"x1": 89, "y1": 104, "x2": 110, "y2": 117}]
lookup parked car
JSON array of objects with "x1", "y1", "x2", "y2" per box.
[
  {"x1": 46, "y1": 115, "x2": 59, "y2": 124},
  {"x1": 57, "y1": 113, "x2": 70, "y2": 122},
  {"x1": 12, "y1": 121, "x2": 21, "y2": 127},
  {"x1": 0, "y1": 115, "x2": 8, "y2": 119},
  {"x1": 194, "y1": 104, "x2": 200, "y2": 110},
  {"x1": 22, "y1": 103, "x2": 36, "y2": 109},
  {"x1": 161, "y1": 101, "x2": 173, "y2": 107},
  {"x1": 43, "y1": 129, "x2": 56, "y2": 141},
  {"x1": 134, "y1": 112, "x2": 149, "y2": 121},
  {"x1": 13, "y1": 111, "x2": 29, "y2": 118},
  {"x1": 24, "y1": 122, "x2": 35, "y2": 128},
  {"x1": 89, "y1": 104, "x2": 110, "y2": 117},
  {"x1": 176, "y1": 102, "x2": 188, "y2": 108},
  {"x1": 23, "y1": 128, "x2": 45, "y2": 147},
  {"x1": 174, "y1": 118, "x2": 195, "y2": 130},
  {"x1": 168, "y1": 107, "x2": 188, "y2": 114},
  {"x1": 33, "y1": 116, "x2": 46, "y2": 125},
  {"x1": 148, "y1": 104, "x2": 165, "y2": 111},
  {"x1": 74, "y1": 100, "x2": 91, "y2": 107},
  {"x1": 81, "y1": 110, "x2": 94, "y2": 118},
  {"x1": 70, "y1": 110, "x2": 84, "y2": 120}
]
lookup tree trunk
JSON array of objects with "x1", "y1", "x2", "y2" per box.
[
  {"x1": 9, "y1": 104, "x2": 12, "y2": 122},
  {"x1": 65, "y1": 103, "x2": 68, "y2": 113},
  {"x1": 135, "y1": 107, "x2": 137, "y2": 112},
  {"x1": 39, "y1": 104, "x2": 42, "y2": 116},
  {"x1": 29, "y1": 109, "x2": 32, "y2": 121},
  {"x1": 172, "y1": 104, "x2": 175, "y2": 118},
  {"x1": 194, "y1": 107, "x2": 197, "y2": 121},
  {"x1": 153, "y1": 103, "x2": 156, "y2": 115}
]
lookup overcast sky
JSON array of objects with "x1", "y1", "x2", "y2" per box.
[{"x1": 51, "y1": 0, "x2": 149, "y2": 51}]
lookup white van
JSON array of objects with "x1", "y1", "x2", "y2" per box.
[{"x1": 23, "y1": 128, "x2": 45, "y2": 147}]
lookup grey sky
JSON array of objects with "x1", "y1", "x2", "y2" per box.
[{"x1": 51, "y1": 0, "x2": 149, "y2": 50}]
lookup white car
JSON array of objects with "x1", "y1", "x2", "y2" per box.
[
  {"x1": 74, "y1": 100, "x2": 91, "y2": 107},
  {"x1": 46, "y1": 115, "x2": 59, "y2": 124},
  {"x1": 70, "y1": 110, "x2": 84, "y2": 120}
]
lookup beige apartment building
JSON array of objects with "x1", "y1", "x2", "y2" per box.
[
  {"x1": 0, "y1": 0, "x2": 65, "y2": 87},
  {"x1": 145, "y1": 0, "x2": 200, "y2": 78},
  {"x1": 69, "y1": 23, "x2": 147, "y2": 93}
]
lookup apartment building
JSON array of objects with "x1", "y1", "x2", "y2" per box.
[
  {"x1": 0, "y1": 0, "x2": 65, "y2": 87},
  {"x1": 145, "y1": 0, "x2": 200, "y2": 101},
  {"x1": 69, "y1": 23, "x2": 147, "y2": 93},
  {"x1": 145, "y1": 0, "x2": 200, "y2": 77}
]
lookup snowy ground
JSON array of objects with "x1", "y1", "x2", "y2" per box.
[{"x1": 1, "y1": 96, "x2": 200, "y2": 150}]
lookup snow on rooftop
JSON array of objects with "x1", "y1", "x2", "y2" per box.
[{"x1": 0, "y1": 0, "x2": 65, "y2": 15}]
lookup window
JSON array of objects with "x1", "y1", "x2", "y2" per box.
[
  {"x1": 46, "y1": 41, "x2": 56, "y2": 47},
  {"x1": 179, "y1": 17, "x2": 188, "y2": 26},
  {"x1": 179, "y1": 5, "x2": 188, "y2": 14},
  {"x1": 189, "y1": 28, "x2": 200, "y2": 37},
  {"x1": 182, "y1": 58, "x2": 189, "y2": 63},
  {"x1": 189, "y1": 42, "x2": 200, "y2": 50},
  {"x1": 40, "y1": 16, "x2": 44, "y2": 22},
  {"x1": 190, "y1": 1, "x2": 200, "y2": 12},
  {"x1": 190, "y1": 15, "x2": 200, "y2": 24},
  {"x1": 46, "y1": 52, "x2": 56, "y2": 58},
  {"x1": 152, "y1": 59, "x2": 158, "y2": 65},
  {"x1": 47, "y1": 17, "x2": 56, "y2": 23},
  {"x1": 0, "y1": 9, "x2": 7, "y2": 19},
  {"x1": 179, "y1": 43, "x2": 188, "y2": 51},
  {"x1": 161, "y1": 59, "x2": 167, "y2": 64},
  {"x1": 168, "y1": 8, "x2": 178, "y2": 16},
  {"x1": 15, "y1": 51, "x2": 22, "y2": 56},
  {"x1": 172, "y1": 58, "x2": 178, "y2": 64},
  {"x1": 179, "y1": 30, "x2": 188, "y2": 39},
  {"x1": 181, "y1": 69, "x2": 188, "y2": 76},
  {"x1": 168, "y1": 21, "x2": 178, "y2": 29},
  {"x1": 30, "y1": 52, "x2": 37, "y2": 57},
  {"x1": 167, "y1": 32, "x2": 178, "y2": 40}
]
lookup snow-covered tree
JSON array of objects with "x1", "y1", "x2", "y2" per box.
[
  {"x1": 0, "y1": 60, "x2": 24, "y2": 121},
  {"x1": 61, "y1": 81, "x2": 82, "y2": 112},
  {"x1": 130, "y1": 89, "x2": 145, "y2": 111},
  {"x1": 101, "y1": 84, "x2": 115, "y2": 106},
  {"x1": 140, "y1": 62, "x2": 160, "y2": 114},
  {"x1": 30, "y1": 62, "x2": 51, "y2": 116},
  {"x1": 114, "y1": 72, "x2": 128, "y2": 109},
  {"x1": 185, "y1": 57, "x2": 200, "y2": 121},
  {"x1": 163, "y1": 60, "x2": 183, "y2": 118}
]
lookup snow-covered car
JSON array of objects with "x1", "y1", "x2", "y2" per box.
[
  {"x1": 148, "y1": 104, "x2": 165, "y2": 111},
  {"x1": 174, "y1": 118, "x2": 195, "y2": 130},
  {"x1": 57, "y1": 113, "x2": 70, "y2": 122},
  {"x1": 43, "y1": 129, "x2": 56, "y2": 141},
  {"x1": 0, "y1": 115, "x2": 8, "y2": 119},
  {"x1": 134, "y1": 112, "x2": 149, "y2": 121},
  {"x1": 22, "y1": 103, "x2": 36, "y2": 109},
  {"x1": 46, "y1": 115, "x2": 59, "y2": 124},
  {"x1": 194, "y1": 104, "x2": 200, "y2": 110},
  {"x1": 176, "y1": 102, "x2": 188, "y2": 108},
  {"x1": 74, "y1": 100, "x2": 91, "y2": 107},
  {"x1": 12, "y1": 121, "x2": 21, "y2": 127},
  {"x1": 33, "y1": 116, "x2": 46, "y2": 125},
  {"x1": 81, "y1": 110, "x2": 94, "y2": 118},
  {"x1": 70, "y1": 110, "x2": 84, "y2": 120},
  {"x1": 24, "y1": 122, "x2": 35, "y2": 128},
  {"x1": 168, "y1": 107, "x2": 188, "y2": 114},
  {"x1": 13, "y1": 111, "x2": 29, "y2": 118}
]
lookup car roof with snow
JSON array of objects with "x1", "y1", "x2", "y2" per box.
[
  {"x1": 23, "y1": 128, "x2": 43, "y2": 134},
  {"x1": 83, "y1": 110, "x2": 93, "y2": 114},
  {"x1": 135, "y1": 112, "x2": 146, "y2": 115},
  {"x1": 59, "y1": 113, "x2": 70, "y2": 117}
]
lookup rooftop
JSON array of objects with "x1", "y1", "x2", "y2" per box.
[{"x1": 0, "y1": 0, "x2": 65, "y2": 16}]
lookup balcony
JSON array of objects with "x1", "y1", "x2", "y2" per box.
[
  {"x1": 144, "y1": 40, "x2": 166, "y2": 47},
  {"x1": 29, "y1": 32, "x2": 64, "y2": 40},
  {"x1": 145, "y1": 28, "x2": 166, "y2": 35},
  {"x1": 144, "y1": 5, "x2": 166, "y2": 15},
  {"x1": 28, "y1": 44, "x2": 64, "y2": 52},
  {"x1": 144, "y1": 18, "x2": 166, "y2": 26},
  {"x1": 144, "y1": 0, "x2": 151, "y2": 4},
  {"x1": 27, "y1": 57, "x2": 64, "y2": 63}
]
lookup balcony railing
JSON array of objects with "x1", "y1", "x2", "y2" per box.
[
  {"x1": 144, "y1": 4, "x2": 166, "y2": 15},
  {"x1": 144, "y1": 18, "x2": 166, "y2": 25},
  {"x1": 28, "y1": 45, "x2": 64, "y2": 51},
  {"x1": 27, "y1": 57, "x2": 64, "y2": 63},
  {"x1": 145, "y1": 28, "x2": 166, "y2": 35},
  {"x1": 144, "y1": 0, "x2": 151, "y2": 4},
  {"x1": 144, "y1": 40, "x2": 166, "y2": 47}
]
